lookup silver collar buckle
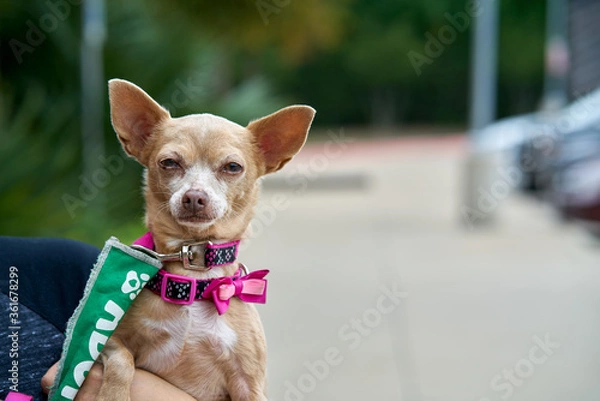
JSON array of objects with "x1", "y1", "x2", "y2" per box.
[
  {"x1": 179, "y1": 241, "x2": 212, "y2": 271},
  {"x1": 132, "y1": 241, "x2": 212, "y2": 271}
]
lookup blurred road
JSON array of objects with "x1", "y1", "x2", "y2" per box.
[{"x1": 242, "y1": 134, "x2": 600, "y2": 401}]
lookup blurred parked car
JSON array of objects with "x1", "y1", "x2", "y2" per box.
[
  {"x1": 516, "y1": 88, "x2": 600, "y2": 194},
  {"x1": 469, "y1": 87, "x2": 600, "y2": 234},
  {"x1": 516, "y1": 124, "x2": 560, "y2": 193},
  {"x1": 512, "y1": 89, "x2": 600, "y2": 233},
  {"x1": 551, "y1": 136, "x2": 600, "y2": 233}
]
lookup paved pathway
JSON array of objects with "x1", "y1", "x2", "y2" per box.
[{"x1": 242, "y1": 135, "x2": 600, "y2": 401}]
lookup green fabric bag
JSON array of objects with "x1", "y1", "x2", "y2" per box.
[{"x1": 49, "y1": 237, "x2": 160, "y2": 401}]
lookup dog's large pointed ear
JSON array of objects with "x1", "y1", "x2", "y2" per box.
[
  {"x1": 247, "y1": 105, "x2": 315, "y2": 175},
  {"x1": 108, "y1": 79, "x2": 170, "y2": 165}
]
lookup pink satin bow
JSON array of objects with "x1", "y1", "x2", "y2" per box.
[{"x1": 203, "y1": 269, "x2": 269, "y2": 315}]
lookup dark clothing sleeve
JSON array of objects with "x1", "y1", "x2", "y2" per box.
[
  {"x1": 0, "y1": 237, "x2": 99, "y2": 332},
  {"x1": 0, "y1": 237, "x2": 100, "y2": 400}
]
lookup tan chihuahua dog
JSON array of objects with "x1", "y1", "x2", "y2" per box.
[{"x1": 97, "y1": 79, "x2": 315, "y2": 401}]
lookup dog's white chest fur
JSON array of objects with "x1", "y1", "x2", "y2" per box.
[
  {"x1": 188, "y1": 301, "x2": 238, "y2": 347},
  {"x1": 138, "y1": 302, "x2": 237, "y2": 371}
]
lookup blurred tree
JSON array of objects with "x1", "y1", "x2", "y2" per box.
[
  {"x1": 268, "y1": 0, "x2": 474, "y2": 126},
  {"x1": 146, "y1": 0, "x2": 350, "y2": 63},
  {"x1": 0, "y1": 0, "x2": 350, "y2": 243},
  {"x1": 497, "y1": 0, "x2": 546, "y2": 116},
  {"x1": 264, "y1": 0, "x2": 545, "y2": 126},
  {"x1": 0, "y1": 0, "x2": 548, "y2": 241},
  {"x1": 345, "y1": 20, "x2": 421, "y2": 126}
]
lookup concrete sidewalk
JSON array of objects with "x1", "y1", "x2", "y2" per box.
[{"x1": 242, "y1": 135, "x2": 600, "y2": 401}]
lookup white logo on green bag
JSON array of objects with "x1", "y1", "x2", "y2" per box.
[{"x1": 121, "y1": 270, "x2": 151, "y2": 300}]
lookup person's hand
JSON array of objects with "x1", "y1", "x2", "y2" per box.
[
  {"x1": 41, "y1": 361, "x2": 195, "y2": 401},
  {"x1": 41, "y1": 362, "x2": 58, "y2": 394}
]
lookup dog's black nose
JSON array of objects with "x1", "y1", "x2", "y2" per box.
[{"x1": 182, "y1": 190, "x2": 208, "y2": 213}]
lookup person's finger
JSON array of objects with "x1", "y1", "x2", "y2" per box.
[
  {"x1": 74, "y1": 362, "x2": 103, "y2": 401},
  {"x1": 41, "y1": 362, "x2": 59, "y2": 394}
]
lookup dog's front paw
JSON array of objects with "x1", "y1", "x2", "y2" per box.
[{"x1": 95, "y1": 338, "x2": 135, "y2": 401}]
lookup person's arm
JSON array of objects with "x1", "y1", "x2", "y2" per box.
[
  {"x1": 0, "y1": 237, "x2": 100, "y2": 333},
  {"x1": 41, "y1": 362, "x2": 195, "y2": 401}
]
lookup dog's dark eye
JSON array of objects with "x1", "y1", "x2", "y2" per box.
[
  {"x1": 159, "y1": 159, "x2": 180, "y2": 169},
  {"x1": 223, "y1": 162, "x2": 243, "y2": 174}
]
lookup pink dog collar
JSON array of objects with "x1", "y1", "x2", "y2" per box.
[
  {"x1": 145, "y1": 267, "x2": 269, "y2": 314},
  {"x1": 132, "y1": 232, "x2": 240, "y2": 270}
]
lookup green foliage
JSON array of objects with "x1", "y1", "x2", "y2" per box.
[
  {"x1": 0, "y1": 0, "x2": 299, "y2": 244},
  {"x1": 1, "y1": 0, "x2": 548, "y2": 241}
]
